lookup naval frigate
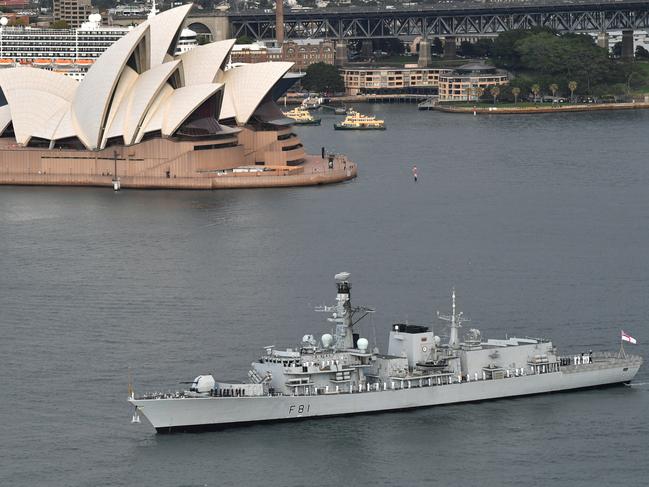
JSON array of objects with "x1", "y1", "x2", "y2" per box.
[{"x1": 128, "y1": 272, "x2": 643, "y2": 433}]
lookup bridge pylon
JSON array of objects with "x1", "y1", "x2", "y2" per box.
[
  {"x1": 418, "y1": 37, "x2": 431, "y2": 68},
  {"x1": 443, "y1": 36, "x2": 457, "y2": 60}
]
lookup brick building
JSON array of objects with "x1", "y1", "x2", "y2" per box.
[
  {"x1": 230, "y1": 43, "x2": 269, "y2": 64},
  {"x1": 281, "y1": 39, "x2": 335, "y2": 71}
]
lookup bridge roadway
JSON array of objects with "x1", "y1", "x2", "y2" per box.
[{"x1": 163, "y1": 0, "x2": 649, "y2": 41}]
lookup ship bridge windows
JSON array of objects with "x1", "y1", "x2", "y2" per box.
[{"x1": 392, "y1": 324, "x2": 430, "y2": 334}]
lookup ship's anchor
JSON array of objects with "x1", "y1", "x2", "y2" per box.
[{"x1": 131, "y1": 406, "x2": 141, "y2": 424}]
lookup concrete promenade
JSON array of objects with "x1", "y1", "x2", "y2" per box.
[
  {"x1": 0, "y1": 155, "x2": 357, "y2": 190},
  {"x1": 435, "y1": 102, "x2": 649, "y2": 115}
]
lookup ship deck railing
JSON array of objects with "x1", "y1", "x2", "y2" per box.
[{"x1": 134, "y1": 352, "x2": 641, "y2": 400}]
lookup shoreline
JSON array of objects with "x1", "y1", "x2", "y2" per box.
[
  {"x1": 433, "y1": 102, "x2": 649, "y2": 114},
  {"x1": 0, "y1": 155, "x2": 357, "y2": 190}
]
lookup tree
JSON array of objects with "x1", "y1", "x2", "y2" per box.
[
  {"x1": 612, "y1": 42, "x2": 623, "y2": 59},
  {"x1": 51, "y1": 20, "x2": 69, "y2": 29},
  {"x1": 568, "y1": 80, "x2": 577, "y2": 102},
  {"x1": 235, "y1": 35, "x2": 254, "y2": 45},
  {"x1": 531, "y1": 83, "x2": 541, "y2": 102},
  {"x1": 490, "y1": 85, "x2": 500, "y2": 104},
  {"x1": 635, "y1": 45, "x2": 649, "y2": 60},
  {"x1": 549, "y1": 83, "x2": 559, "y2": 102},
  {"x1": 512, "y1": 86, "x2": 521, "y2": 104},
  {"x1": 476, "y1": 86, "x2": 485, "y2": 102},
  {"x1": 491, "y1": 29, "x2": 537, "y2": 69},
  {"x1": 302, "y1": 62, "x2": 345, "y2": 94}
]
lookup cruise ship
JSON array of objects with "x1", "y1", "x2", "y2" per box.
[{"x1": 0, "y1": 10, "x2": 196, "y2": 80}]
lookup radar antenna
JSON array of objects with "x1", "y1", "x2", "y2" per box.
[
  {"x1": 437, "y1": 288, "x2": 469, "y2": 350},
  {"x1": 315, "y1": 272, "x2": 374, "y2": 349}
]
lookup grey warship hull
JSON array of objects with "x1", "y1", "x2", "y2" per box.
[{"x1": 130, "y1": 353, "x2": 641, "y2": 433}]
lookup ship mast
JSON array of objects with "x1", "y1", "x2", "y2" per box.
[
  {"x1": 437, "y1": 288, "x2": 468, "y2": 350},
  {"x1": 316, "y1": 272, "x2": 374, "y2": 349}
]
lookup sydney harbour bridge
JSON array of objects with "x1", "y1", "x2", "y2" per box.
[
  {"x1": 222, "y1": 1, "x2": 649, "y2": 41},
  {"x1": 173, "y1": 1, "x2": 649, "y2": 42}
]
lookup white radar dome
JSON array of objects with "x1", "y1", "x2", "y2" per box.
[
  {"x1": 357, "y1": 338, "x2": 369, "y2": 351},
  {"x1": 335, "y1": 272, "x2": 350, "y2": 281},
  {"x1": 434, "y1": 336, "x2": 441, "y2": 346},
  {"x1": 321, "y1": 333, "x2": 333, "y2": 348},
  {"x1": 0, "y1": 17, "x2": 8, "y2": 27},
  {"x1": 89, "y1": 13, "x2": 101, "y2": 23}
]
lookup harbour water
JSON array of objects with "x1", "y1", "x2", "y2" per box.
[{"x1": 1, "y1": 105, "x2": 648, "y2": 486}]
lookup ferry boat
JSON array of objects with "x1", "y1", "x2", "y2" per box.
[
  {"x1": 334, "y1": 111, "x2": 386, "y2": 130},
  {"x1": 283, "y1": 107, "x2": 321, "y2": 125},
  {"x1": 301, "y1": 95, "x2": 322, "y2": 110},
  {"x1": 128, "y1": 272, "x2": 642, "y2": 433}
]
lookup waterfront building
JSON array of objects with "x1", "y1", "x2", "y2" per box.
[
  {"x1": 341, "y1": 66, "x2": 451, "y2": 96},
  {"x1": 0, "y1": 5, "x2": 353, "y2": 189},
  {"x1": 437, "y1": 63, "x2": 509, "y2": 102},
  {"x1": 53, "y1": 0, "x2": 93, "y2": 29}
]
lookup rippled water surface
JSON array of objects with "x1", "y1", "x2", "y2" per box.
[{"x1": 1, "y1": 106, "x2": 648, "y2": 486}]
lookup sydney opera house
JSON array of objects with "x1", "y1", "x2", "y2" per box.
[{"x1": 0, "y1": 5, "x2": 355, "y2": 189}]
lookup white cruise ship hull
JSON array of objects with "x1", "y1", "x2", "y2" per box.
[{"x1": 130, "y1": 359, "x2": 641, "y2": 433}]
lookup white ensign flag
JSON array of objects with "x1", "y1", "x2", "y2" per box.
[{"x1": 621, "y1": 330, "x2": 637, "y2": 344}]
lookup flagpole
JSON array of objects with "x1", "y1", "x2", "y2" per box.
[{"x1": 618, "y1": 330, "x2": 626, "y2": 359}]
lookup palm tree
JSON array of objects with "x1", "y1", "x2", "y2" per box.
[
  {"x1": 512, "y1": 87, "x2": 521, "y2": 104},
  {"x1": 466, "y1": 86, "x2": 477, "y2": 102},
  {"x1": 490, "y1": 85, "x2": 500, "y2": 105},
  {"x1": 549, "y1": 83, "x2": 559, "y2": 103},
  {"x1": 531, "y1": 83, "x2": 541, "y2": 102},
  {"x1": 568, "y1": 81, "x2": 577, "y2": 102},
  {"x1": 476, "y1": 86, "x2": 485, "y2": 103}
]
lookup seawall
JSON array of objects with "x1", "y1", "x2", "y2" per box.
[
  {"x1": 0, "y1": 155, "x2": 357, "y2": 190},
  {"x1": 435, "y1": 102, "x2": 649, "y2": 115}
]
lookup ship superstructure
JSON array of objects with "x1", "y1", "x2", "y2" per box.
[
  {"x1": 129, "y1": 272, "x2": 643, "y2": 433},
  {"x1": 282, "y1": 107, "x2": 321, "y2": 125},
  {"x1": 0, "y1": 15, "x2": 130, "y2": 80},
  {"x1": 334, "y1": 111, "x2": 386, "y2": 130}
]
